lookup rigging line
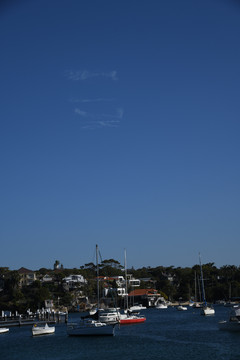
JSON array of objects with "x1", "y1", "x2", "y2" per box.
[{"x1": 99, "y1": 249, "x2": 103, "y2": 264}]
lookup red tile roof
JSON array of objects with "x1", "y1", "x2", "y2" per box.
[{"x1": 128, "y1": 289, "x2": 158, "y2": 296}]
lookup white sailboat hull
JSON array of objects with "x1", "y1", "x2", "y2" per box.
[{"x1": 201, "y1": 306, "x2": 215, "y2": 316}]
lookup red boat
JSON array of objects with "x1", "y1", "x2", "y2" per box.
[{"x1": 119, "y1": 314, "x2": 146, "y2": 325}]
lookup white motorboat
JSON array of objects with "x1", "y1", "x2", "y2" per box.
[
  {"x1": 32, "y1": 323, "x2": 55, "y2": 336},
  {"x1": 129, "y1": 304, "x2": 147, "y2": 312},
  {"x1": 98, "y1": 308, "x2": 120, "y2": 324},
  {"x1": 177, "y1": 305, "x2": 187, "y2": 311},
  {"x1": 67, "y1": 319, "x2": 115, "y2": 336},
  {"x1": 219, "y1": 305, "x2": 240, "y2": 331},
  {"x1": 156, "y1": 303, "x2": 168, "y2": 309},
  {"x1": 0, "y1": 328, "x2": 9, "y2": 334}
]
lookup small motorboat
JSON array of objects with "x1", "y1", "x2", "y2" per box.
[
  {"x1": 129, "y1": 304, "x2": 147, "y2": 312},
  {"x1": 98, "y1": 308, "x2": 120, "y2": 324},
  {"x1": 156, "y1": 302, "x2": 168, "y2": 309},
  {"x1": 32, "y1": 323, "x2": 55, "y2": 336},
  {"x1": 0, "y1": 328, "x2": 9, "y2": 334},
  {"x1": 177, "y1": 305, "x2": 187, "y2": 311}
]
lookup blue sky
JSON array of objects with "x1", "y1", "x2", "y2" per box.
[{"x1": 1, "y1": 0, "x2": 240, "y2": 271}]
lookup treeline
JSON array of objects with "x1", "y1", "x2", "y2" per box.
[
  {"x1": 130, "y1": 263, "x2": 240, "y2": 302},
  {"x1": 0, "y1": 262, "x2": 240, "y2": 313}
]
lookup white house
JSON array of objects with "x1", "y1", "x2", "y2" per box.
[
  {"x1": 128, "y1": 278, "x2": 140, "y2": 287},
  {"x1": 62, "y1": 274, "x2": 87, "y2": 290}
]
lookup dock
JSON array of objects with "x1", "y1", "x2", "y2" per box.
[{"x1": 0, "y1": 312, "x2": 68, "y2": 328}]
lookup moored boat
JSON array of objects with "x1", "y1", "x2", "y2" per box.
[
  {"x1": 193, "y1": 302, "x2": 202, "y2": 308},
  {"x1": 98, "y1": 308, "x2": 120, "y2": 324},
  {"x1": 201, "y1": 306, "x2": 215, "y2": 316},
  {"x1": 156, "y1": 302, "x2": 168, "y2": 309},
  {"x1": 177, "y1": 305, "x2": 187, "y2": 311},
  {"x1": 199, "y1": 253, "x2": 215, "y2": 316},
  {"x1": 0, "y1": 328, "x2": 9, "y2": 334},
  {"x1": 129, "y1": 304, "x2": 147, "y2": 312},
  {"x1": 120, "y1": 250, "x2": 146, "y2": 325},
  {"x1": 32, "y1": 323, "x2": 55, "y2": 336},
  {"x1": 119, "y1": 313, "x2": 146, "y2": 325}
]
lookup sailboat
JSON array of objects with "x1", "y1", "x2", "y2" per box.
[
  {"x1": 192, "y1": 271, "x2": 201, "y2": 308},
  {"x1": 119, "y1": 250, "x2": 146, "y2": 325},
  {"x1": 67, "y1": 245, "x2": 116, "y2": 336},
  {"x1": 199, "y1": 253, "x2": 215, "y2": 316}
]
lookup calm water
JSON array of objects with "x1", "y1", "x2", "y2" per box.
[{"x1": 0, "y1": 306, "x2": 239, "y2": 360}]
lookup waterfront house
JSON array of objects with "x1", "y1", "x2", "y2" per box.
[{"x1": 128, "y1": 288, "x2": 162, "y2": 307}]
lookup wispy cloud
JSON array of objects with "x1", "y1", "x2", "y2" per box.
[
  {"x1": 66, "y1": 70, "x2": 118, "y2": 81},
  {"x1": 66, "y1": 69, "x2": 122, "y2": 129},
  {"x1": 74, "y1": 108, "x2": 124, "y2": 129},
  {"x1": 74, "y1": 109, "x2": 87, "y2": 117}
]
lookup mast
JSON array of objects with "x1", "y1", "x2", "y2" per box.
[
  {"x1": 124, "y1": 249, "x2": 128, "y2": 310},
  {"x1": 199, "y1": 253, "x2": 206, "y2": 305},
  {"x1": 96, "y1": 244, "x2": 99, "y2": 310},
  {"x1": 194, "y1": 271, "x2": 197, "y2": 302}
]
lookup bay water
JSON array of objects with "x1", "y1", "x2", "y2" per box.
[{"x1": 0, "y1": 306, "x2": 239, "y2": 360}]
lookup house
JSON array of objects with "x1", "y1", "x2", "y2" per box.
[
  {"x1": 41, "y1": 274, "x2": 53, "y2": 283},
  {"x1": 103, "y1": 285, "x2": 127, "y2": 297},
  {"x1": 18, "y1": 267, "x2": 36, "y2": 287},
  {"x1": 98, "y1": 275, "x2": 141, "y2": 297},
  {"x1": 128, "y1": 278, "x2": 140, "y2": 287},
  {"x1": 62, "y1": 274, "x2": 87, "y2": 291},
  {"x1": 98, "y1": 275, "x2": 125, "y2": 287},
  {"x1": 128, "y1": 288, "x2": 162, "y2": 307}
]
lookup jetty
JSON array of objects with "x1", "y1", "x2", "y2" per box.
[{"x1": 0, "y1": 311, "x2": 68, "y2": 328}]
